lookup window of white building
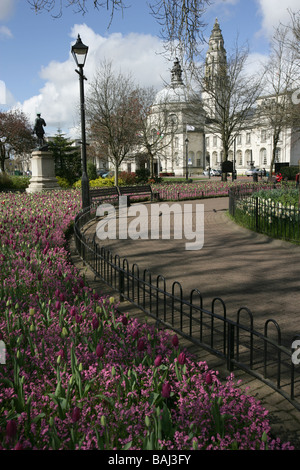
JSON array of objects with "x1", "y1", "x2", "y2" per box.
[
  {"x1": 261, "y1": 130, "x2": 266, "y2": 143},
  {"x1": 237, "y1": 150, "x2": 243, "y2": 166},
  {"x1": 260, "y1": 148, "x2": 267, "y2": 166}
]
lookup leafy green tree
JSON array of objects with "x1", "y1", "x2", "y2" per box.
[
  {"x1": 47, "y1": 130, "x2": 81, "y2": 184},
  {"x1": 0, "y1": 109, "x2": 35, "y2": 172}
]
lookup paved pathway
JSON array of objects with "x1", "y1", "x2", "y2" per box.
[{"x1": 70, "y1": 196, "x2": 300, "y2": 449}]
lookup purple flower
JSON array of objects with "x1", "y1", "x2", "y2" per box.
[
  {"x1": 137, "y1": 339, "x2": 145, "y2": 351},
  {"x1": 172, "y1": 335, "x2": 179, "y2": 347},
  {"x1": 55, "y1": 300, "x2": 61, "y2": 311},
  {"x1": 121, "y1": 315, "x2": 128, "y2": 326},
  {"x1": 154, "y1": 355, "x2": 162, "y2": 367},
  {"x1": 205, "y1": 372, "x2": 213, "y2": 385},
  {"x1": 92, "y1": 316, "x2": 99, "y2": 330},
  {"x1": 71, "y1": 406, "x2": 81, "y2": 423},
  {"x1": 96, "y1": 343, "x2": 104, "y2": 358},
  {"x1": 14, "y1": 442, "x2": 23, "y2": 450},
  {"x1": 178, "y1": 352, "x2": 186, "y2": 365},
  {"x1": 6, "y1": 420, "x2": 17, "y2": 440},
  {"x1": 132, "y1": 330, "x2": 139, "y2": 340},
  {"x1": 161, "y1": 382, "x2": 171, "y2": 398},
  {"x1": 70, "y1": 306, "x2": 76, "y2": 317},
  {"x1": 57, "y1": 349, "x2": 65, "y2": 360}
]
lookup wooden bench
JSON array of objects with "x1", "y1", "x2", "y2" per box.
[
  {"x1": 90, "y1": 186, "x2": 120, "y2": 204},
  {"x1": 118, "y1": 184, "x2": 155, "y2": 204}
]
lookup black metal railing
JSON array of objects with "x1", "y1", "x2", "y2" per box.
[
  {"x1": 229, "y1": 184, "x2": 300, "y2": 243},
  {"x1": 74, "y1": 201, "x2": 300, "y2": 411}
]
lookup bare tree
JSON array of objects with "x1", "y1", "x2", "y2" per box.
[
  {"x1": 193, "y1": 40, "x2": 264, "y2": 179},
  {"x1": 257, "y1": 24, "x2": 300, "y2": 178},
  {"x1": 134, "y1": 86, "x2": 180, "y2": 178},
  {"x1": 0, "y1": 110, "x2": 35, "y2": 172},
  {"x1": 86, "y1": 61, "x2": 142, "y2": 186}
]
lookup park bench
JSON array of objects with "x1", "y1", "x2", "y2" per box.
[
  {"x1": 90, "y1": 186, "x2": 120, "y2": 204},
  {"x1": 118, "y1": 184, "x2": 156, "y2": 204}
]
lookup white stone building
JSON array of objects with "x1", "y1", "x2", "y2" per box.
[{"x1": 120, "y1": 19, "x2": 300, "y2": 177}]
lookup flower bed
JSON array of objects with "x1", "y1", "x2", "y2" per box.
[
  {"x1": 151, "y1": 181, "x2": 271, "y2": 201},
  {"x1": 0, "y1": 189, "x2": 294, "y2": 450}
]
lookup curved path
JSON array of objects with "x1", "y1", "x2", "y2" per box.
[
  {"x1": 95, "y1": 196, "x2": 300, "y2": 347},
  {"x1": 72, "y1": 196, "x2": 300, "y2": 448}
]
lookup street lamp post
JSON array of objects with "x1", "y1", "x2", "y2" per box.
[
  {"x1": 71, "y1": 34, "x2": 90, "y2": 209},
  {"x1": 185, "y1": 137, "x2": 189, "y2": 181}
]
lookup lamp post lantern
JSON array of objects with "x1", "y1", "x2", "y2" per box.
[{"x1": 71, "y1": 34, "x2": 90, "y2": 209}]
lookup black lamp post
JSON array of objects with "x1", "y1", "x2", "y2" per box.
[
  {"x1": 71, "y1": 34, "x2": 90, "y2": 209},
  {"x1": 185, "y1": 137, "x2": 189, "y2": 181}
]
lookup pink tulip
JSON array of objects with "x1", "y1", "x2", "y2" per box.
[
  {"x1": 71, "y1": 406, "x2": 81, "y2": 423},
  {"x1": 172, "y1": 335, "x2": 179, "y2": 347},
  {"x1": 137, "y1": 339, "x2": 145, "y2": 351},
  {"x1": 92, "y1": 316, "x2": 99, "y2": 330},
  {"x1": 178, "y1": 352, "x2": 186, "y2": 365},
  {"x1": 96, "y1": 343, "x2": 104, "y2": 358},
  {"x1": 154, "y1": 355, "x2": 162, "y2": 367},
  {"x1": 6, "y1": 420, "x2": 17, "y2": 440},
  {"x1": 161, "y1": 382, "x2": 171, "y2": 398}
]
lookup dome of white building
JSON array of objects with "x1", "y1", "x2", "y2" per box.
[{"x1": 153, "y1": 58, "x2": 188, "y2": 105}]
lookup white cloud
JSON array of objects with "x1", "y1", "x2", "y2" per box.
[
  {"x1": 256, "y1": 0, "x2": 299, "y2": 38},
  {"x1": 17, "y1": 24, "x2": 170, "y2": 139},
  {"x1": 0, "y1": 25, "x2": 13, "y2": 38}
]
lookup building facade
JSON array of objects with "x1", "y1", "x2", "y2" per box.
[{"x1": 121, "y1": 18, "x2": 300, "y2": 177}]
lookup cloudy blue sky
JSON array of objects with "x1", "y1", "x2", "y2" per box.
[{"x1": 0, "y1": 0, "x2": 299, "y2": 138}]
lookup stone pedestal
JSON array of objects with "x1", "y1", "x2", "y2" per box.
[{"x1": 26, "y1": 150, "x2": 60, "y2": 193}]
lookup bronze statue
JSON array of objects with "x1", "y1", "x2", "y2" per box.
[{"x1": 33, "y1": 113, "x2": 47, "y2": 149}]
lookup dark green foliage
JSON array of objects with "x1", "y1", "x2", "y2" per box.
[
  {"x1": 135, "y1": 168, "x2": 150, "y2": 183},
  {"x1": 48, "y1": 131, "x2": 81, "y2": 185},
  {"x1": 87, "y1": 162, "x2": 97, "y2": 181},
  {"x1": 280, "y1": 166, "x2": 299, "y2": 181},
  {"x1": 0, "y1": 173, "x2": 30, "y2": 191}
]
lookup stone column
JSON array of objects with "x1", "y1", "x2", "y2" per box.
[{"x1": 26, "y1": 149, "x2": 60, "y2": 193}]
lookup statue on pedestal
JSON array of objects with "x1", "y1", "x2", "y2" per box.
[{"x1": 33, "y1": 113, "x2": 48, "y2": 150}]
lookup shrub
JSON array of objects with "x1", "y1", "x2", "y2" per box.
[
  {"x1": 136, "y1": 168, "x2": 150, "y2": 183},
  {"x1": 280, "y1": 166, "x2": 299, "y2": 181},
  {"x1": 0, "y1": 173, "x2": 30, "y2": 191},
  {"x1": 87, "y1": 162, "x2": 98, "y2": 181},
  {"x1": 118, "y1": 171, "x2": 137, "y2": 186},
  {"x1": 56, "y1": 176, "x2": 73, "y2": 189}
]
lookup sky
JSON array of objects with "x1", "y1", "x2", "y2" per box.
[{"x1": 0, "y1": 0, "x2": 299, "y2": 139}]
